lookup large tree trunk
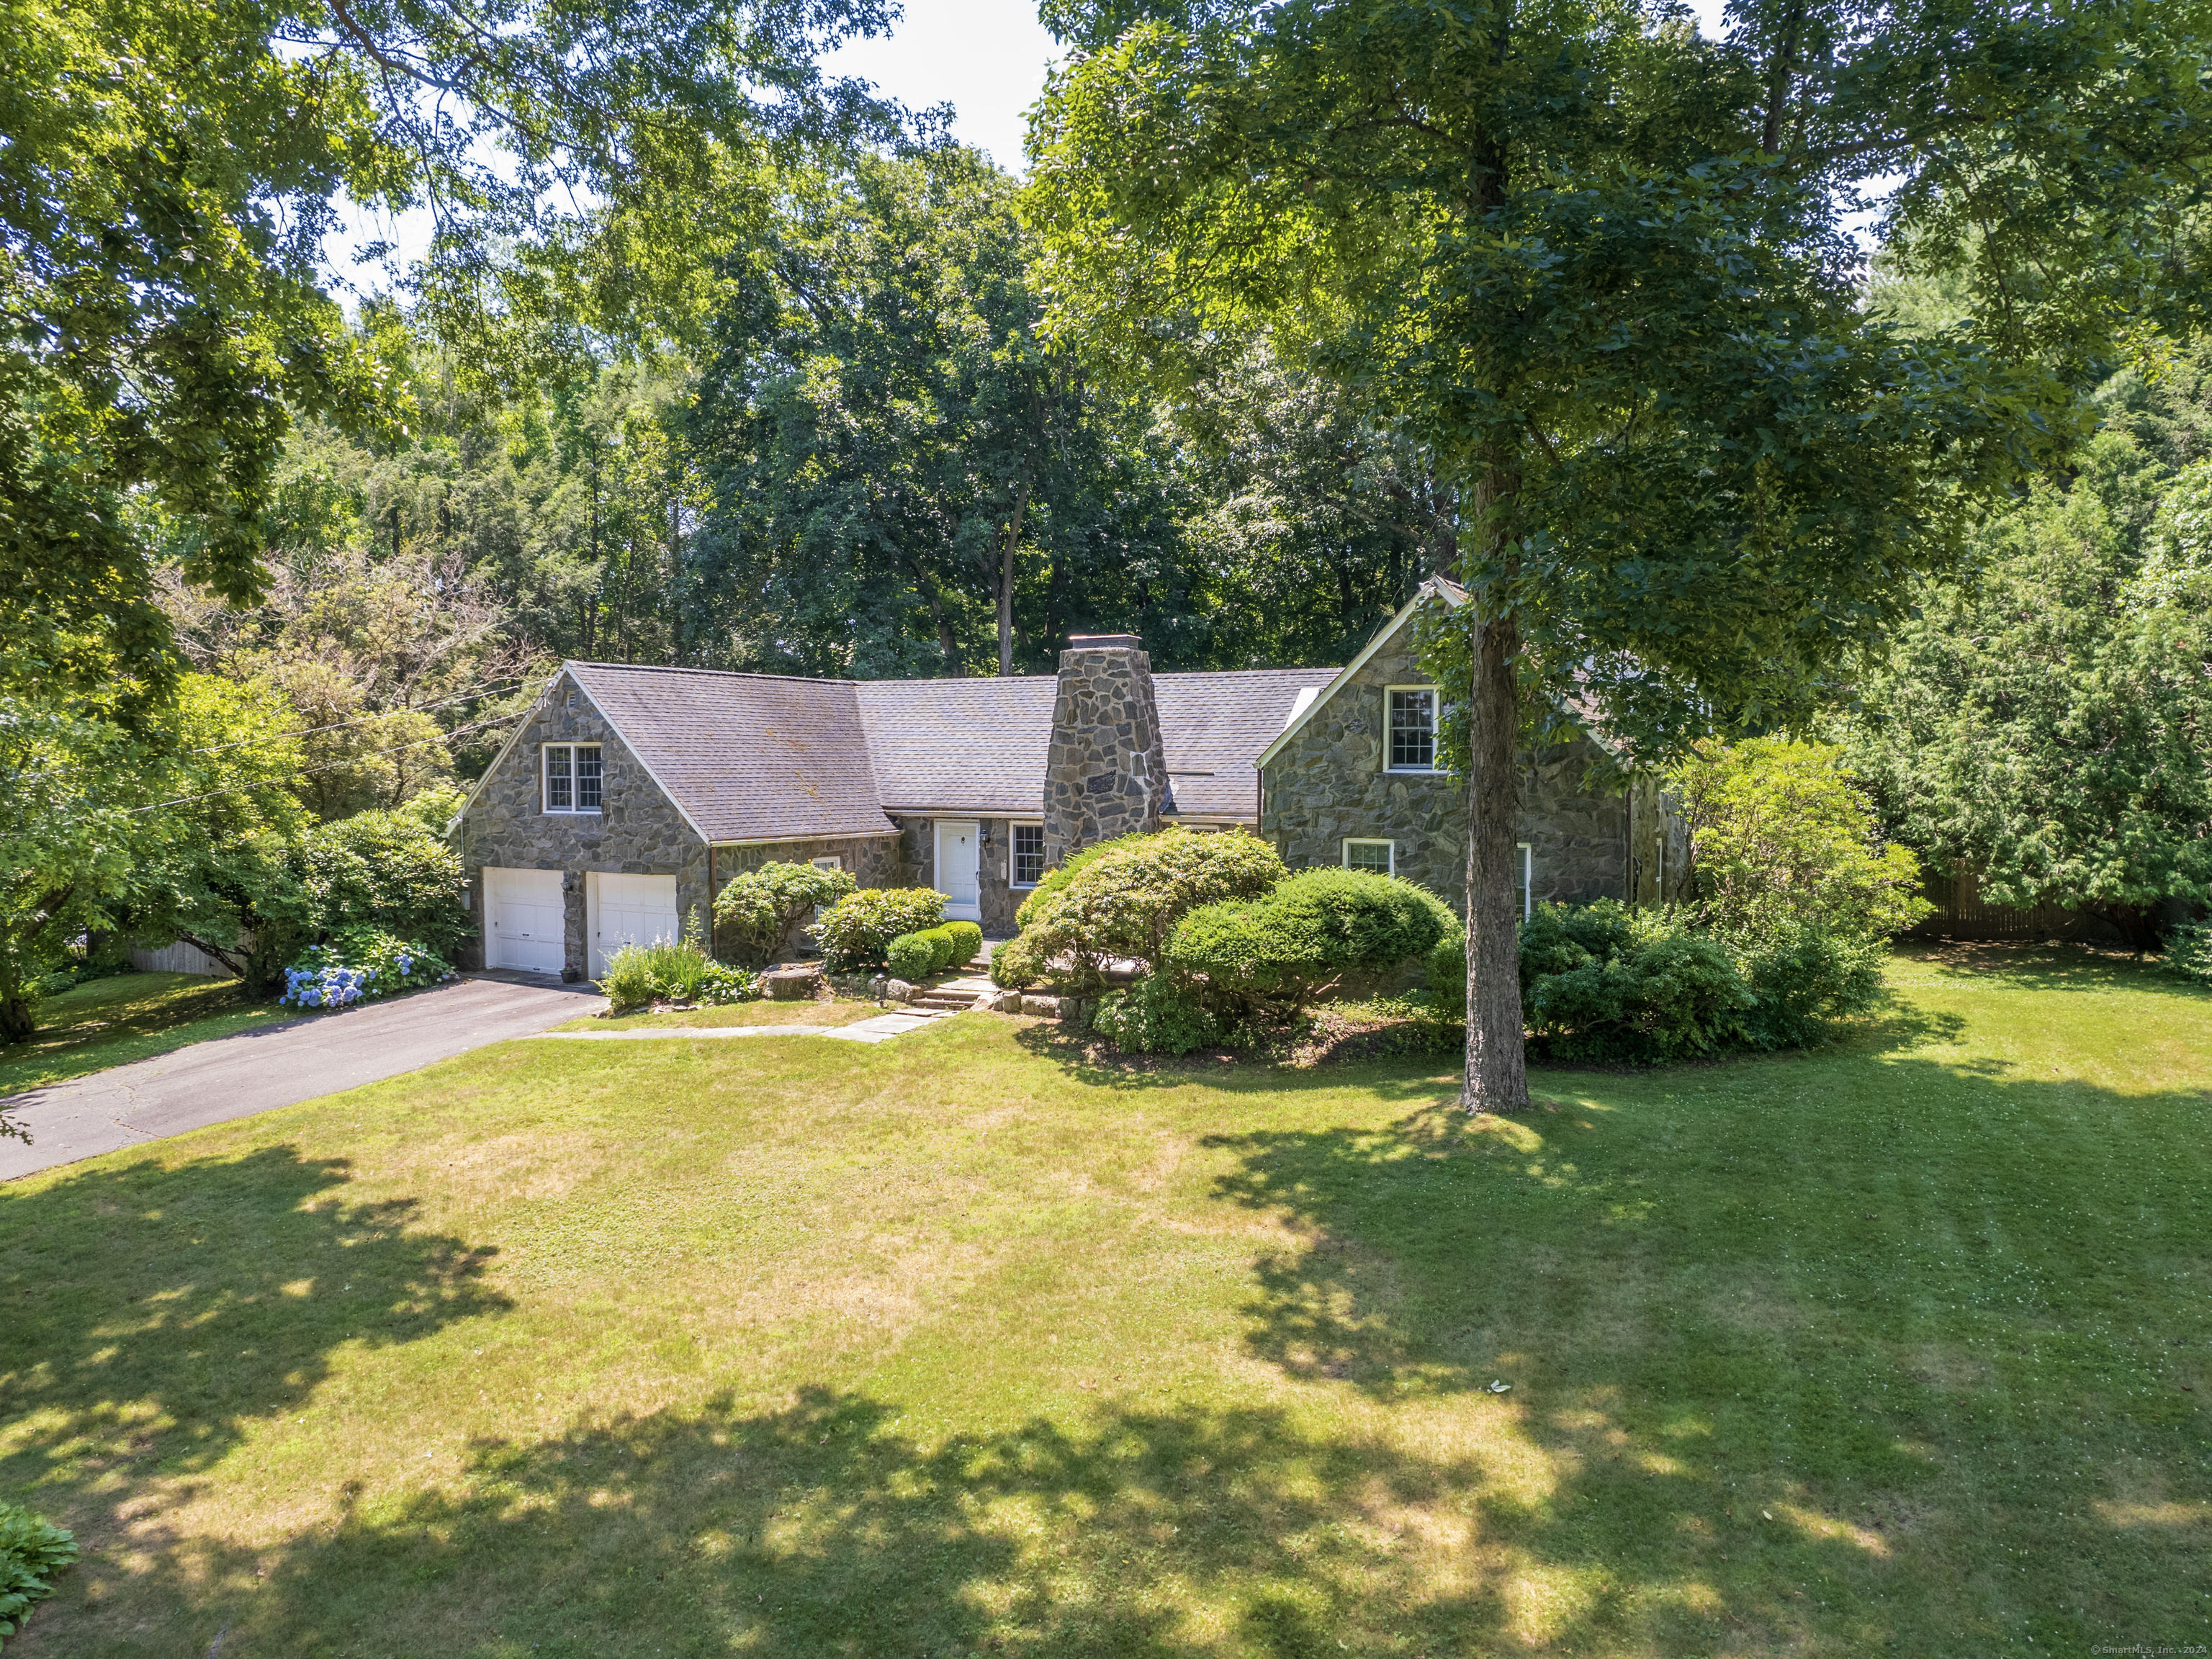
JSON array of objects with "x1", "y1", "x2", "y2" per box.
[
  {"x1": 1460, "y1": 455, "x2": 1529, "y2": 1113},
  {"x1": 1462, "y1": 607, "x2": 1529, "y2": 1111},
  {"x1": 0, "y1": 991, "x2": 34, "y2": 1046}
]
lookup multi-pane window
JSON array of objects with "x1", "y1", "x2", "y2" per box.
[
  {"x1": 1344, "y1": 840, "x2": 1394, "y2": 875},
  {"x1": 544, "y1": 743, "x2": 603, "y2": 813},
  {"x1": 1012, "y1": 824, "x2": 1047, "y2": 887},
  {"x1": 1388, "y1": 688, "x2": 1437, "y2": 770}
]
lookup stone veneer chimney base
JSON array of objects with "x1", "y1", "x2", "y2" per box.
[{"x1": 1042, "y1": 635, "x2": 1168, "y2": 866}]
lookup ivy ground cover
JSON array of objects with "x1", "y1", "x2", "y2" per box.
[{"x1": 0, "y1": 946, "x2": 2206, "y2": 1655}]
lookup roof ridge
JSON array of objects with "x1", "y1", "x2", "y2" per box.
[{"x1": 567, "y1": 660, "x2": 860, "y2": 688}]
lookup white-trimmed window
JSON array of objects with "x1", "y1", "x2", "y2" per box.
[
  {"x1": 1011, "y1": 823, "x2": 1046, "y2": 888},
  {"x1": 543, "y1": 742, "x2": 602, "y2": 814},
  {"x1": 1343, "y1": 838, "x2": 1395, "y2": 875},
  {"x1": 809, "y1": 855, "x2": 845, "y2": 873},
  {"x1": 1386, "y1": 687, "x2": 1438, "y2": 771}
]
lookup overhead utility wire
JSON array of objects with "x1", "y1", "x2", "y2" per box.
[{"x1": 126, "y1": 710, "x2": 526, "y2": 814}]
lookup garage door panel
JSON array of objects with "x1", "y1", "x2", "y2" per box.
[
  {"x1": 590, "y1": 873, "x2": 679, "y2": 976},
  {"x1": 485, "y1": 867, "x2": 565, "y2": 974}
]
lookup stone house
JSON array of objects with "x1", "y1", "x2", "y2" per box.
[
  {"x1": 454, "y1": 585, "x2": 1676, "y2": 974},
  {"x1": 1259, "y1": 577, "x2": 1681, "y2": 914}
]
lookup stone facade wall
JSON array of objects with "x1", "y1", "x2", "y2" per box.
[
  {"x1": 1042, "y1": 639, "x2": 1167, "y2": 863},
  {"x1": 1259, "y1": 621, "x2": 1634, "y2": 912},
  {"x1": 886, "y1": 814, "x2": 1025, "y2": 935},
  {"x1": 708, "y1": 835, "x2": 900, "y2": 963},
  {"x1": 457, "y1": 672, "x2": 708, "y2": 971}
]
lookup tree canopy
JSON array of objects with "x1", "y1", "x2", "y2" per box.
[
  {"x1": 1843, "y1": 353, "x2": 2212, "y2": 948},
  {"x1": 1025, "y1": 0, "x2": 2212, "y2": 1107}
]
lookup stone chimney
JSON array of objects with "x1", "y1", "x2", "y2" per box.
[{"x1": 1043, "y1": 634, "x2": 1168, "y2": 864}]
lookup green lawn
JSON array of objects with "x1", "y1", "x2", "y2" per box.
[
  {"x1": 1, "y1": 945, "x2": 2207, "y2": 1655},
  {"x1": 0, "y1": 971, "x2": 285, "y2": 1097}
]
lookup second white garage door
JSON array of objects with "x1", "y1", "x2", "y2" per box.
[{"x1": 588, "y1": 873, "x2": 680, "y2": 976}]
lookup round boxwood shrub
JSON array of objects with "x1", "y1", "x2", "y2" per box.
[
  {"x1": 817, "y1": 888, "x2": 947, "y2": 971},
  {"x1": 885, "y1": 932, "x2": 938, "y2": 982},
  {"x1": 942, "y1": 920, "x2": 983, "y2": 968},
  {"x1": 1165, "y1": 867, "x2": 1449, "y2": 1020}
]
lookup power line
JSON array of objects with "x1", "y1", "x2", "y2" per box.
[
  {"x1": 127, "y1": 710, "x2": 526, "y2": 814},
  {"x1": 174, "y1": 675, "x2": 538, "y2": 758},
  {"x1": 17, "y1": 672, "x2": 547, "y2": 781}
]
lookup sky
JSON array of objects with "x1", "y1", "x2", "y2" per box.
[{"x1": 323, "y1": 0, "x2": 1740, "y2": 291}]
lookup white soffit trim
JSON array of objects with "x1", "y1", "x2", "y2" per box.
[
  {"x1": 566, "y1": 665, "x2": 713, "y2": 845},
  {"x1": 1254, "y1": 581, "x2": 1461, "y2": 771}
]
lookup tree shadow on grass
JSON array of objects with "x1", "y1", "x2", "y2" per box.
[
  {"x1": 1197, "y1": 1059, "x2": 2212, "y2": 1652},
  {"x1": 1008, "y1": 1017, "x2": 1463, "y2": 1098},
  {"x1": 1897, "y1": 938, "x2": 2212, "y2": 998},
  {"x1": 0, "y1": 1145, "x2": 508, "y2": 1497}
]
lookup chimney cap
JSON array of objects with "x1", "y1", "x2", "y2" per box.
[{"x1": 1067, "y1": 633, "x2": 1142, "y2": 649}]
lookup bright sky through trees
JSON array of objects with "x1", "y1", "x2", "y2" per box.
[{"x1": 320, "y1": 0, "x2": 1737, "y2": 285}]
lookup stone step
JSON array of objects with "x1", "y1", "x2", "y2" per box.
[{"x1": 910, "y1": 992, "x2": 984, "y2": 1012}]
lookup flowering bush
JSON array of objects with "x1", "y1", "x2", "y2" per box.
[
  {"x1": 597, "y1": 912, "x2": 760, "y2": 1010},
  {"x1": 279, "y1": 926, "x2": 452, "y2": 1010}
]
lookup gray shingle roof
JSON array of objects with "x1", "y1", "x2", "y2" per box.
[
  {"x1": 564, "y1": 659, "x2": 1340, "y2": 839},
  {"x1": 567, "y1": 662, "x2": 895, "y2": 843},
  {"x1": 852, "y1": 676, "x2": 1058, "y2": 815},
  {"x1": 1155, "y1": 669, "x2": 1341, "y2": 819}
]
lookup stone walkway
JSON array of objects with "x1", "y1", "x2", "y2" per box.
[{"x1": 528, "y1": 978, "x2": 1003, "y2": 1047}]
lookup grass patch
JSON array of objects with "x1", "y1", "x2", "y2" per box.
[
  {"x1": 1, "y1": 943, "x2": 2208, "y2": 1654},
  {"x1": 552, "y1": 997, "x2": 891, "y2": 1033},
  {"x1": 0, "y1": 972, "x2": 284, "y2": 1097}
]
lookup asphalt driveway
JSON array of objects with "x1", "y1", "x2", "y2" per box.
[{"x1": 0, "y1": 974, "x2": 603, "y2": 1182}]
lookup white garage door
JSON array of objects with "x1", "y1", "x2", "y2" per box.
[
  {"x1": 485, "y1": 868, "x2": 565, "y2": 974},
  {"x1": 590, "y1": 873, "x2": 680, "y2": 976}
]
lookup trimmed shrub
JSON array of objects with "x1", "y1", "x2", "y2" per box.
[
  {"x1": 1092, "y1": 974, "x2": 1223, "y2": 1056},
  {"x1": 943, "y1": 920, "x2": 984, "y2": 968},
  {"x1": 1521, "y1": 911, "x2": 1750, "y2": 1062},
  {"x1": 714, "y1": 861, "x2": 859, "y2": 966},
  {"x1": 279, "y1": 925, "x2": 452, "y2": 1010},
  {"x1": 1165, "y1": 868, "x2": 1449, "y2": 1020},
  {"x1": 885, "y1": 932, "x2": 937, "y2": 981},
  {"x1": 0, "y1": 1499, "x2": 78, "y2": 1645},
  {"x1": 1013, "y1": 832, "x2": 1151, "y2": 930},
  {"x1": 1007, "y1": 827, "x2": 1287, "y2": 995},
  {"x1": 1732, "y1": 922, "x2": 1887, "y2": 1050},
  {"x1": 918, "y1": 925, "x2": 959, "y2": 975},
  {"x1": 817, "y1": 888, "x2": 946, "y2": 972},
  {"x1": 1434, "y1": 899, "x2": 1884, "y2": 1060}
]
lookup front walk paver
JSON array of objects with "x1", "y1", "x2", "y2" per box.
[{"x1": 1, "y1": 974, "x2": 603, "y2": 1182}]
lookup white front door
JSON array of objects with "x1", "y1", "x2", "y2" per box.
[
  {"x1": 935, "y1": 820, "x2": 981, "y2": 921},
  {"x1": 485, "y1": 867, "x2": 565, "y2": 974},
  {"x1": 588, "y1": 873, "x2": 680, "y2": 976}
]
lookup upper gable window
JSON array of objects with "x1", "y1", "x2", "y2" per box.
[
  {"x1": 1387, "y1": 688, "x2": 1438, "y2": 771},
  {"x1": 544, "y1": 743, "x2": 602, "y2": 814}
]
